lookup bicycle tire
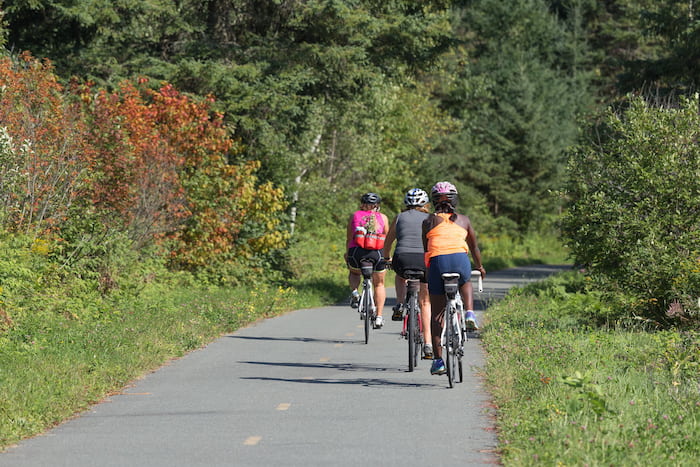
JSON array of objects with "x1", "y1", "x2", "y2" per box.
[
  {"x1": 363, "y1": 285, "x2": 371, "y2": 344},
  {"x1": 458, "y1": 350, "x2": 464, "y2": 383},
  {"x1": 445, "y1": 306, "x2": 457, "y2": 388},
  {"x1": 407, "y1": 293, "x2": 420, "y2": 372}
]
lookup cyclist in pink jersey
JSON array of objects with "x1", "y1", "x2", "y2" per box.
[
  {"x1": 345, "y1": 192, "x2": 390, "y2": 328},
  {"x1": 422, "y1": 181, "x2": 485, "y2": 375}
]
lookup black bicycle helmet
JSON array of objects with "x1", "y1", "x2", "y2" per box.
[
  {"x1": 430, "y1": 181, "x2": 458, "y2": 207},
  {"x1": 360, "y1": 192, "x2": 381, "y2": 205}
]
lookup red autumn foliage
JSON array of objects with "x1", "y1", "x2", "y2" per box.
[
  {"x1": 82, "y1": 79, "x2": 288, "y2": 270},
  {"x1": 0, "y1": 52, "x2": 95, "y2": 234},
  {"x1": 0, "y1": 53, "x2": 287, "y2": 271}
]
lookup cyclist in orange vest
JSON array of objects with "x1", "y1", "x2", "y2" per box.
[{"x1": 422, "y1": 181, "x2": 486, "y2": 375}]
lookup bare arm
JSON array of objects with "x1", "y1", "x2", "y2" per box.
[
  {"x1": 345, "y1": 214, "x2": 355, "y2": 250},
  {"x1": 465, "y1": 221, "x2": 486, "y2": 278},
  {"x1": 383, "y1": 215, "x2": 398, "y2": 259}
]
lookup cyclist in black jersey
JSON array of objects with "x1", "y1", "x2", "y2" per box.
[{"x1": 383, "y1": 188, "x2": 433, "y2": 358}]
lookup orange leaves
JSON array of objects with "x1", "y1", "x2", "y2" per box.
[
  {"x1": 0, "y1": 53, "x2": 287, "y2": 274},
  {"x1": 0, "y1": 54, "x2": 94, "y2": 234}
]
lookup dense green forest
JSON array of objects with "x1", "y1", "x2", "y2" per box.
[{"x1": 0, "y1": 0, "x2": 699, "y2": 318}]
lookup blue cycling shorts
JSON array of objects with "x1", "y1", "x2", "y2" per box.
[{"x1": 427, "y1": 252, "x2": 471, "y2": 295}]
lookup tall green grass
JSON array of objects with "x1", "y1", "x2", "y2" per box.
[{"x1": 483, "y1": 272, "x2": 700, "y2": 465}]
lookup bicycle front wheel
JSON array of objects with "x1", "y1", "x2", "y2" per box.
[{"x1": 407, "y1": 294, "x2": 420, "y2": 372}]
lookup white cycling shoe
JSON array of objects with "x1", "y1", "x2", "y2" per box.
[{"x1": 373, "y1": 316, "x2": 384, "y2": 329}]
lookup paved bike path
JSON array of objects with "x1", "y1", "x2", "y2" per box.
[{"x1": 0, "y1": 264, "x2": 570, "y2": 467}]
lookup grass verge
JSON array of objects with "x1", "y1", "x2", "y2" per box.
[
  {"x1": 483, "y1": 271, "x2": 700, "y2": 465},
  {"x1": 0, "y1": 279, "x2": 300, "y2": 450}
]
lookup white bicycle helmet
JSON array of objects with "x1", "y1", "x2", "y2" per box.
[{"x1": 404, "y1": 188, "x2": 429, "y2": 207}]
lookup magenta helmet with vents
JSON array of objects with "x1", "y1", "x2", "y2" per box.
[
  {"x1": 404, "y1": 188, "x2": 429, "y2": 207},
  {"x1": 430, "y1": 181, "x2": 458, "y2": 206}
]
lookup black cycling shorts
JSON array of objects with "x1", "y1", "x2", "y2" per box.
[
  {"x1": 346, "y1": 247, "x2": 387, "y2": 272},
  {"x1": 392, "y1": 252, "x2": 427, "y2": 283}
]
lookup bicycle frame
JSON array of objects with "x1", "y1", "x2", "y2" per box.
[
  {"x1": 440, "y1": 273, "x2": 462, "y2": 388},
  {"x1": 440, "y1": 270, "x2": 482, "y2": 387},
  {"x1": 401, "y1": 269, "x2": 424, "y2": 372},
  {"x1": 358, "y1": 259, "x2": 376, "y2": 344}
]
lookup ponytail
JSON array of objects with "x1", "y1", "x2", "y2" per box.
[{"x1": 435, "y1": 201, "x2": 457, "y2": 221}]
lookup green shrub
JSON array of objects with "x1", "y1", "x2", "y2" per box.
[{"x1": 563, "y1": 95, "x2": 700, "y2": 324}]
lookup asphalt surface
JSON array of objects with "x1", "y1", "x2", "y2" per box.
[{"x1": 0, "y1": 264, "x2": 570, "y2": 467}]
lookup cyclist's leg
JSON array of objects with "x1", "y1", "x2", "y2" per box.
[
  {"x1": 392, "y1": 270, "x2": 406, "y2": 321},
  {"x1": 460, "y1": 281, "x2": 474, "y2": 311},
  {"x1": 427, "y1": 255, "x2": 446, "y2": 360},
  {"x1": 448, "y1": 252, "x2": 471, "y2": 309},
  {"x1": 349, "y1": 270, "x2": 361, "y2": 291},
  {"x1": 429, "y1": 293, "x2": 446, "y2": 359},
  {"x1": 450, "y1": 252, "x2": 478, "y2": 329},
  {"x1": 346, "y1": 247, "x2": 363, "y2": 291},
  {"x1": 395, "y1": 273, "x2": 407, "y2": 307},
  {"x1": 346, "y1": 249, "x2": 363, "y2": 308},
  {"x1": 372, "y1": 269, "x2": 386, "y2": 320},
  {"x1": 419, "y1": 282, "x2": 432, "y2": 348},
  {"x1": 369, "y1": 251, "x2": 387, "y2": 324},
  {"x1": 460, "y1": 279, "x2": 479, "y2": 330}
]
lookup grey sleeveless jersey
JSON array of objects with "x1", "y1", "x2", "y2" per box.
[{"x1": 394, "y1": 209, "x2": 429, "y2": 255}]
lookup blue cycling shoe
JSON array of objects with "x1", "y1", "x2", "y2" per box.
[
  {"x1": 465, "y1": 311, "x2": 479, "y2": 331},
  {"x1": 430, "y1": 358, "x2": 446, "y2": 375}
]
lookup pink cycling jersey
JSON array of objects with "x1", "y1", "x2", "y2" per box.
[{"x1": 348, "y1": 210, "x2": 386, "y2": 249}]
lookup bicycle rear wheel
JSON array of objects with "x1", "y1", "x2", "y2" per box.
[
  {"x1": 406, "y1": 294, "x2": 420, "y2": 372},
  {"x1": 363, "y1": 294, "x2": 371, "y2": 344},
  {"x1": 362, "y1": 281, "x2": 373, "y2": 344},
  {"x1": 445, "y1": 308, "x2": 457, "y2": 388}
]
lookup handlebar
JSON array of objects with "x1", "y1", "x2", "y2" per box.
[{"x1": 471, "y1": 270, "x2": 483, "y2": 293}]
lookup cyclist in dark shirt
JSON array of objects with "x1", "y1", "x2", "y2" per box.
[
  {"x1": 422, "y1": 181, "x2": 485, "y2": 375},
  {"x1": 383, "y1": 188, "x2": 433, "y2": 359}
]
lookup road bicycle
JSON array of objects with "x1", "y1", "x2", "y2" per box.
[
  {"x1": 440, "y1": 270, "x2": 483, "y2": 388},
  {"x1": 400, "y1": 268, "x2": 425, "y2": 372},
  {"x1": 358, "y1": 258, "x2": 377, "y2": 344}
]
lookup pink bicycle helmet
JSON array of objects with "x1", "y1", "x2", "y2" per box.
[{"x1": 430, "y1": 181, "x2": 458, "y2": 206}]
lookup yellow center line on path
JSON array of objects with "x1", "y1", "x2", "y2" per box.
[
  {"x1": 334, "y1": 343, "x2": 343, "y2": 348},
  {"x1": 244, "y1": 436, "x2": 262, "y2": 446},
  {"x1": 319, "y1": 357, "x2": 330, "y2": 362},
  {"x1": 277, "y1": 403, "x2": 291, "y2": 411},
  {"x1": 345, "y1": 332, "x2": 354, "y2": 337}
]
